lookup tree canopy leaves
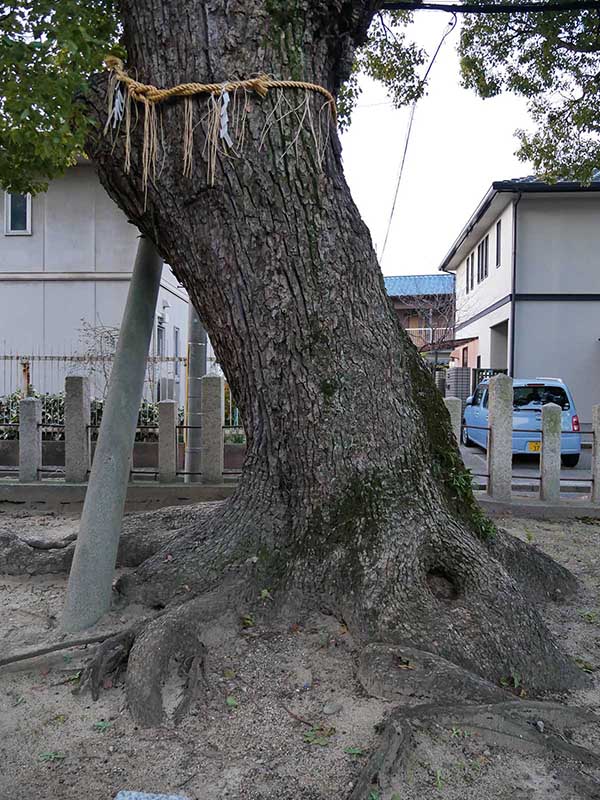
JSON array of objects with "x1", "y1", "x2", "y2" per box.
[
  {"x1": 0, "y1": 1, "x2": 120, "y2": 193},
  {"x1": 1, "y1": 1, "x2": 599, "y2": 192},
  {"x1": 338, "y1": 11, "x2": 426, "y2": 131},
  {"x1": 459, "y1": 5, "x2": 600, "y2": 181}
]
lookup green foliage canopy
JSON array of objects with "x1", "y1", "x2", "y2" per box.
[
  {"x1": 1, "y1": 1, "x2": 599, "y2": 193},
  {"x1": 459, "y1": 5, "x2": 600, "y2": 181},
  {"x1": 0, "y1": 1, "x2": 120, "y2": 193}
]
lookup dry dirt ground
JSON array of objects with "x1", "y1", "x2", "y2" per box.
[{"x1": 1, "y1": 509, "x2": 600, "y2": 800}]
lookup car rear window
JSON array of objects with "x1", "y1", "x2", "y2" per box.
[{"x1": 513, "y1": 385, "x2": 570, "y2": 410}]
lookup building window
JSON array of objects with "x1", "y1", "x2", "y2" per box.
[
  {"x1": 462, "y1": 347, "x2": 468, "y2": 367},
  {"x1": 496, "y1": 220, "x2": 502, "y2": 267},
  {"x1": 468, "y1": 252, "x2": 475, "y2": 291},
  {"x1": 4, "y1": 192, "x2": 31, "y2": 235},
  {"x1": 477, "y1": 235, "x2": 489, "y2": 283},
  {"x1": 156, "y1": 321, "x2": 166, "y2": 356},
  {"x1": 173, "y1": 326, "x2": 180, "y2": 377},
  {"x1": 465, "y1": 259, "x2": 469, "y2": 294}
]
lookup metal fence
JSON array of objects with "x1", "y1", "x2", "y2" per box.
[
  {"x1": 0, "y1": 351, "x2": 243, "y2": 443},
  {"x1": 405, "y1": 327, "x2": 451, "y2": 350},
  {"x1": 0, "y1": 351, "x2": 185, "y2": 404},
  {"x1": 471, "y1": 367, "x2": 508, "y2": 393}
]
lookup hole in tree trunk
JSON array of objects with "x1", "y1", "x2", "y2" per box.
[{"x1": 426, "y1": 568, "x2": 460, "y2": 603}]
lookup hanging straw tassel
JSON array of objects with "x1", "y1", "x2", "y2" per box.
[
  {"x1": 141, "y1": 99, "x2": 158, "y2": 198},
  {"x1": 103, "y1": 56, "x2": 337, "y2": 189},
  {"x1": 124, "y1": 90, "x2": 132, "y2": 174},
  {"x1": 183, "y1": 97, "x2": 194, "y2": 178}
]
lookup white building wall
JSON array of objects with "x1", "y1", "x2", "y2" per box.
[
  {"x1": 453, "y1": 202, "x2": 514, "y2": 369},
  {"x1": 454, "y1": 303, "x2": 512, "y2": 369},
  {"x1": 516, "y1": 195, "x2": 600, "y2": 294},
  {"x1": 0, "y1": 163, "x2": 191, "y2": 402},
  {"x1": 513, "y1": 194, "x2": 600, "y2": 422},
  {"x1": 455, "y1": 201, "x2": 514, "y2": 326},
  {"x1": 514, "y1": 300, "x2": 599, "y2": 423}
]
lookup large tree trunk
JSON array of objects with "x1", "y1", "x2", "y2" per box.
[{"x1": 83, "y1": 0, "x2": 583, "y2": 705}]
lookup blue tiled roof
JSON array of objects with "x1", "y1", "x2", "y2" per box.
[{"x1": 384, "y1": 274, "x2": 454, "y2": 298}]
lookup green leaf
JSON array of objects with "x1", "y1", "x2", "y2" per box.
[
  {"x1": 343, "y1": 746, "x2": 364, "y2": 756},
  {"x1": 39, "y1": 752, "x2": 65, "y2": 762},
  {"x1": 575, "y1": 657, "x2": 595, "y2": 673},
  {"x1": 226, "y1": 695, "x2": 238, "y2": 708}
]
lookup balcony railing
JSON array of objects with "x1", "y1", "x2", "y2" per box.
[{"x1": 405, "y1": 327, "x2": 453, "y2": 349}]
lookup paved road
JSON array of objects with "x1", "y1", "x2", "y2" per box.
[{"x1": 460, "y1": 444, "x2": 592, "y2": 491}]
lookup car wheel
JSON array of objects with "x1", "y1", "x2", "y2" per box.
[
  {"x1": 461, "y1": 423, "x2": 473, "y2": 447},
  {"x1": 561, "y1": 454, "x2": 580, "y2": 468}
]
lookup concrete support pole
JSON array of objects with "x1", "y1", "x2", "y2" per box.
[
  {"x1": 62, "y1": 237, "x2": 163, "y2": 632},
  {"x1": 19, "y1": 397, "x2": 42, "y2": 483},
  {"x1": 540, "y1": 402, "x2": 561, "y2": 503},
  {"x1": 184, "y1": 307, "x2": 207, "y2": 483},
  {"x1": 444, "y1": 396, "x2": 462, "y2": 443},
  {"x1": 200, "y1": 375, "x2": 224, "y2": 483},
  {"x1": 487, "y1": 373, "x2": 513, "y2": 501},
  {"x1": 158, "y1": 400, "x2": 177, "y2": 483},
  {"x1": 65, "y1": 376, "x2": 90, "y2": 483},
  {"x1": 591, "y1": 405, "x2": 600, "y2": 504}
]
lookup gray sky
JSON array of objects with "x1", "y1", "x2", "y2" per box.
[{"x1": 341, "y1": 13, "x2": 532, "y2": 277}]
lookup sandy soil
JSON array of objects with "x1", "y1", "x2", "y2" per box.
[{"x1": 1, "y1": 510, "x2": 599, "y2": 800}]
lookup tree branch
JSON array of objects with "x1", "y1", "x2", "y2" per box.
[{"x1": 382, "y1": 0, "x2": 600, "y2": 13}]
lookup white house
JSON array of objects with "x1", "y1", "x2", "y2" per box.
[
  {"x1": 0, "y1": 161, "x2": 191, "y2": 402},
  {"x1": 439, "y1": 173, "x2": 600, "y2": 423}
]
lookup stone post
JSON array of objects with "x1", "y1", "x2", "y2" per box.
[
  {"x1": 65, "y1": 376, "x2": 90, "y2": 483},
  {"x1": 487, "y1": 373, "x2": 513, "y2": 501},
  {"x1": 592, "y1": 405, "x2": 600, "y2": 504},
  {"x1": 19, "y1": 397, "x2": 42, "y2": 483},
  {"x1": 158, "y1": 400, "x2": 177, "y2": 482},
  {"x1": 62, "y1": 237, "x2": 163, "y2": 632},
  {"x1": 200, "y1": 374, "x2": 224, "y2": 483},
  {"x1": 184, "y1": 307, "x2": 207, "y2": 483},
  {"x1": 540, "y1": 402, "x2": 561, "y2": 503},
  {"x1": 444, "y1": 396, "x2": 462, "y2": 443}
]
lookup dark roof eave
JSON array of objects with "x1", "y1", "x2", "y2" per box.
[
  {"x1": 438, "y1": 175, "x2": 600, "y2": 274},
  {"x1": 437, "y1": 186, "x2": 497, "y2": 273},
  {"x1": 492, "y1": 179, "x2": 600, "y2": 193}
]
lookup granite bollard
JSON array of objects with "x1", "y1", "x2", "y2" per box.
[
  {"x1": 19, "y1": 397, "x2": 42, "y2": 483},
  {"x1": 200, "y1": 374, "x2": 224, "y2": 483},
  {"x1": 158, "y1": 399, "x2": 177, "y2": 483},
  {"x1": 592, "y1": 404, "x2": 600, "y2": 504},
  {"x1": 65, "y1": 375, "x2": 90, "y2": 483},
  {"x1": 443, "y1": 396, "x2": 462, "y2": 444},
  {"x1": 540, "y1": 402, "x2": 561, "y2": 503},
  {"x1": 487, "y1": 374, "x2": 513, "y2": 501}
]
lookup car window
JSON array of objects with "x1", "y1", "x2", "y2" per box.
[
  {"x1": 472, "y1": 386, "x2": 485, "y2": 406},
  {"x1": 482, "y1": 390, "x2": 489, "y2": 408},
  {"x1": 513, "y1": 385, "x2": 570, "y2": 410}
]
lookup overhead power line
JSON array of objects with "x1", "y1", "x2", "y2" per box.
[
  {"x1": 379, "y1": 14, "x2": 458, "y2": 264},
  {"x1": 382, "y1": 0, "x2": 600, "y2": 13}
]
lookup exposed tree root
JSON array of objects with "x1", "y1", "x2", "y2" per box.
[
  {"x1": 358, "y1": 643, "x2": 510, "y2": 705},
  {"x1": 488, "y1": 527, "x2": 579, "y2": 602},
  {"x1": 351, "y1": 700, "x2": 600, "y2": 800},
  {"x1": 0, "y1": 503, "x2": 220, "y2": 576},
  {"x1": 0, "y1": 628, "x2": 134, "y2": 669},
  {"x1": 0, "y1": 529, "x2": 75, "y2": 575},
  {"x1": 79, "y1": 629, "x2": 139, "y2": 700},
  {"x1": 112, "y1": 508, "x2": 589, "y2": 698},
  {"x1": 81, "y1": 578, "x2": 253, "y2": 726}
]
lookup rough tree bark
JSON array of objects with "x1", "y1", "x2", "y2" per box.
[{"x1": 76, "y1": 0, "x2": 585, "y2": 720}]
